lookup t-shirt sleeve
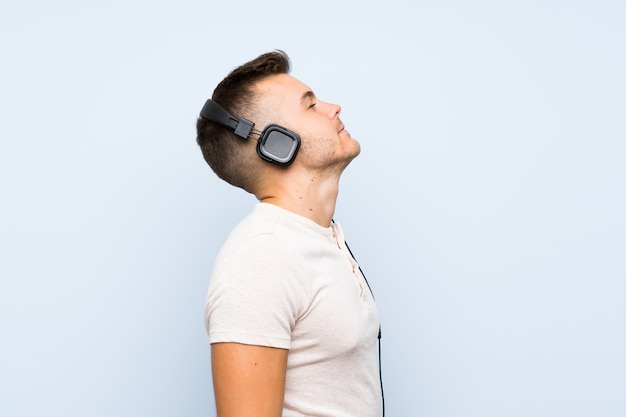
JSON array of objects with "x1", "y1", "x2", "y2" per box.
[{"x1": 205, "y1": 234, "x2": 307, "y2": 349}]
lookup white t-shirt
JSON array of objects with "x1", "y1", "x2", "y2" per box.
[{"x1": 205, "y1": 203, "x2": 380, "y2": 417}]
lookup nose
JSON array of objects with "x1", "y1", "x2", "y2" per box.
[{"x1": 328, "y1": 102, "x2": 341, "y2": 119}]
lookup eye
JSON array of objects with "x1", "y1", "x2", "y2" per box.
[{"x1": 308, "y1": 102, "x2": 317, "y2": 109}]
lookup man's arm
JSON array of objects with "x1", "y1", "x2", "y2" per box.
[{"x1": 211, "y1": 342, "x2": 288, "y2": 417}]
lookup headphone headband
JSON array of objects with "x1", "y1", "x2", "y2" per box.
[{"x1": 200, "y1": 99, "x2": 254, "y2": 139}]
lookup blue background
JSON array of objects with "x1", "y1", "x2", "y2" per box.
[{"x1": 1, "y1": 1, "x2": 625, "y2": 416}]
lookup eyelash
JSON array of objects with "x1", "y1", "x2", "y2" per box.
[{"x1": 308, "y1": 103, "x2": 317, "y2": 109}]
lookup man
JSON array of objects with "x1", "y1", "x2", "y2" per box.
[{"x1": 196, "y1": 50, "x2": 381, "y2": 417}]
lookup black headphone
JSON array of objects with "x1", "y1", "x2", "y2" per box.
[{"x1": 200, "y1": 99, "x2": 301, "y2": 166}]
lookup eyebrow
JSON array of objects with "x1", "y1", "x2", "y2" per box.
[{"x1": 300, "y1": 90, "x2": 316, "y2": 103}]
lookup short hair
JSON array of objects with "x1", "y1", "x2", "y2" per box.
[{"x1": 196, "y1": 50, "x2": 291, "y2": 193}]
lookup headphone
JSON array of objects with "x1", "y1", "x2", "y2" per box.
[{"x1": 200, "y1": 99, "x2": 301, "y2": 166}]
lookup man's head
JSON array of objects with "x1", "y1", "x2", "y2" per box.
[
  {"x1": 196, "y1": 51, "x2": 360, "y2": 194},
  {"x1": 196, "y1": 50, "x2": 291, "y2": 193}
]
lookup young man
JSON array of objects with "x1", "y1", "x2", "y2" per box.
[{"x1": 196, "y1": 50, "x2": 381, "y2": 417}]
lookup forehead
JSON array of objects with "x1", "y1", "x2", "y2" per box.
[{"x1": 254, "y1": 74, "x2": 311, "y2": 102}]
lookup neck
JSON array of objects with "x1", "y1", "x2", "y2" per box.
[{"x1": 256, "y1": 170, "x2": 340, "y2": 227}]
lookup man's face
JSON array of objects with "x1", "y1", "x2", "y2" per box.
[{"x1": 254, "y1": 74, "x2": 360, "y2": 171}]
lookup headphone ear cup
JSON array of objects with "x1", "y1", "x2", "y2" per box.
[{"x1": 256, "y1": 124, "x2": 301, "y2": 166}]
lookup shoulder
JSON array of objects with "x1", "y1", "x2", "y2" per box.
[
  {"x1": 217, "y1": 202, "x2": 331, "y2": 262},
  {"x1": 210, "y1": 205, "x2": 310, "y2": 295},
  {"x1": 216, "y1": 207, "x2": 303, "y2": 273}
]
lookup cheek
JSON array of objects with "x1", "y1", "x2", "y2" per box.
[{"x1": 300, "y1": 132, "x2": 336, "y2": 156}]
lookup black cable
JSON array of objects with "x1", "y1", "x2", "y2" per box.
[
  {"x1": 343, "y1": 237, "x2": 385, "y2": 417},
  {"x1": 378, "y1": 327, "x2": 385, "y2": 417}
]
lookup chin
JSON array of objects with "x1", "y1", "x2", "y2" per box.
[
  {"x1": 349, "y1": 140, "x2": 361, "y2": 158},
  {"x1": 343, "y1": 145, "x2": 361, "y2": 166}
]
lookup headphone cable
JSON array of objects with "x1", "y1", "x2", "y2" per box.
[{"x1": 343, "y1": 237, "x2": 385, "y2": 417}]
